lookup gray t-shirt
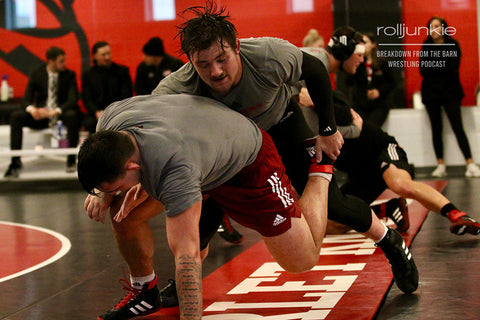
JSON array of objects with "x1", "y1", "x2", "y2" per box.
[
  {"x1": 300, "y1": 47, "x2": 330, "y2": 71},
  {"x1": 153, "y1": 37, "x2": 303, "y2": 131},
  {"x1": 97, "y1": 94, "x2": 262, "y2": 217}
]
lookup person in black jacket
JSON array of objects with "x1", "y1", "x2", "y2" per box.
[
  {"x1": 420, "y1": 16, "x2": 480, "y2": 178},
  {"x1": 346, "y1": 32, "x2": 395, "y2": 127},
  {"x1": 82, "y1": 41, "x2": 133, "y2": 133},
  {"x1": 134, "y1": 37, "x2": 184, "y2": 95},
  {"x1": 4, "y1": 46, "x2": 82, "y2": 178}
]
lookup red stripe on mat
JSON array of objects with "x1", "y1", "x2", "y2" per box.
[
  {"x1": 142, "y1": 180, "x2": 447, "y2": 319},
  {"x1": 0, "y1": 223, "x2": 63, "y2": 280}
]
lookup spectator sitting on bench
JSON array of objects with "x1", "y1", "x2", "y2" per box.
[
  {"x1": 4, "y1": 46, "x2": 83, "y2": 178},
  {"x1": 81, "y1": 41, "x2": 133, "y2": 133}
]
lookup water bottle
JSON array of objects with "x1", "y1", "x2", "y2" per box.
[
  {"x1": 57, "y1": 120, "x2": 69, "y2": 148},
  {"x1": 1, "y1": 75, "x2": 9, "y2": 102},
  {"x1": 52, "y1": 120, "x2": 69, "y2": 148}
]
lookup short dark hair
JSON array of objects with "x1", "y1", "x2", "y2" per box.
[
  {"x1": 176, "y1": 0, "x2": 237, "y2": 59},
  {"x1": 46, "y1": 47, "x2": 65, "y2": 61},
  {"x1": 92, "y1": 41, "x2": 110, "y2": 55},
  {"x1": 77, "y1": 130, "x2": 135, "y2": 195}
]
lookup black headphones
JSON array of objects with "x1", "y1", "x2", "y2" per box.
[{"x1": 327, "y1": 28, "x2": 363, "y2": 61}]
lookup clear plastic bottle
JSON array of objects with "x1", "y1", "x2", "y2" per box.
[
  {"x1": 57, "y1": 120, "x2": 64, "y2": 139},
  {"x1": 51, "y1": 120, "x2": 69, "y2": 148},
  {"x1": 1, "y1": 75, "x2": 9, "y2": 102}
]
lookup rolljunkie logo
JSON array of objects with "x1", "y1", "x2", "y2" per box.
[{"x1": 376, "y1": 23, "x2": 457, "y2": 39}]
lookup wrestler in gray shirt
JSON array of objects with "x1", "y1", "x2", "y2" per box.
[
  {"x1": 97, "y1": 94, "x2": 262, "y2": 217},
  {"x1": 153, "y1": 37, "x2": 303, "y2": 131}
]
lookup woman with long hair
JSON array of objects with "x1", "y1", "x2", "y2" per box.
[{"x1": 420, "y1": 16, "x2": 480, "y2": 177}]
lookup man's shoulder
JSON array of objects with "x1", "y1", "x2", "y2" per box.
[
  {"x1": 164, "y1": 54, "x2": 184, "y2": 63},
  {"x1": 82, "y1": 66, "x2": 96, "y2": 77},
  {"x1": 112, "y1": 62, "x2": 130, "y2": 72},
  {"x1": 136, "y1": 61, "x2": 148, "y2": 69},
  {"x1": 60, "y1": 68, "x2": 76, "y2": 77},
  {"x1": 240, "y1": 36, "x2": 291, "y2": 45},
  {"x1": 240, "y1": 37, "x2": 300, "y2": 61},
  {"x1": 164, "y1": 55, "x2": 184, "y2": 70},
  {"x1": 30, "y1": 64, "x2": 47, "y2": 77}
]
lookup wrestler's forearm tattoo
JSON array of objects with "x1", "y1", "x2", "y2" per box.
[{"x1": 176, "y1": 255, "x2": 202, "y2": 319}]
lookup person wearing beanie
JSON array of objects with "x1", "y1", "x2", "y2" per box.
[{"x1": 134, "y1": 37, "x2": 184, "y2": 95}]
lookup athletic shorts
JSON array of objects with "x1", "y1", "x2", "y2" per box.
[
  {"x1": 206, "y1": 130, "x2": 301, "y2": 237},
  {"x1": 379, "y1": 142, "x2": 414, "y2": 177}
]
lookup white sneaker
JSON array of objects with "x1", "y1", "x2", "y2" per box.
[
  {"x1": 465, "y1": 163, "x2": 480, "y2": 177},
  {"x1": 432, "y1": 164, "x2": 447, "y2": 177}
]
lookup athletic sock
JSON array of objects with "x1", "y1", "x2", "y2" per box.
[
  {"x1": 440, "y1": 203, "x2": 465, "y2": 222},
  {"x1": 130, "y1": 272, "x2": 156, "y2": 290},
  {"x1": 375, "y1": 222, "x2": 389, "y2": 243}
]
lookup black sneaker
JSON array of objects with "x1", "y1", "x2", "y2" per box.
[
  {"x1": 4, "y1": 162, "x2": 22, "y2": 178},
  {"x1": 376, "y1": 227, "x2": 419, "y2": 294},
  {"x1": 373, "y1": 198, "x2": 410, "y2": 233},
  {"x1": 217, "y1": 215, "x2": 244, "y2": 244},
  {"x1": 97, "y1": 276, "x2": 178, "y2": 320},
  {"x1": 448, "y1": 211, "x2": 480, "y2": 235},
  {"x1": 386, "y1": 198, "x2": 410, "y2": 233}
]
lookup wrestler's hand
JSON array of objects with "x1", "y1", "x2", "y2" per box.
[
  {"x1": 350, "y1": 108, "x2": 363, "y2": 130},
  {"x1": 316, "y1": 130, "x2": 343, "y2": 162},
  {"x1": 113, "y1": 183, "x2": 149, "y2": 222},
  {"x1": 298, "y1": 87, "x2": 314, "y2": 108},
  {"x1": 84, "y1": 191, "x2": 114, "y2": 223}
]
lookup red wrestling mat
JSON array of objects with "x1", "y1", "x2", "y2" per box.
[
  {"x1": 142, "y1": 180, "x2": 448, "y2": 319},
  {"x1": 0, "y1": 221, "x2": 71, "y2": 282}
]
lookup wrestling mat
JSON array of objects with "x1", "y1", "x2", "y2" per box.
[{"x1": 141, "y1": 180, "x2": 448, "y2": 320}]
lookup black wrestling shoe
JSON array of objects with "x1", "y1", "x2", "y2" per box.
[
  {"x1": 158, "y1": 279, "x2": 179, "y2": 308},
  {"x1": 386, "y1": 198, "x2": 410, "y2": 233},
  {"x1": 97, "y1": 277, "x2": 178, "y2": 320},
  {"x1": 217, "y1": 215, "x2": 244, "y2": 244},
  {"x1": 376, "y1": 227, "x2": 419, "y2": 294}
]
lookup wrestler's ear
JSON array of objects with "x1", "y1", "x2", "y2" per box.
[
  {"x1": 125, "y1": 160, "x2": 140, "y2": 171},
  {"x1": 235, "y1": 39, "x2": 240, "y2": 53}
]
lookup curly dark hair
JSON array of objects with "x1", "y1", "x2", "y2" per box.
[{"x1": 176, "y1": 0, "x2": 238, "y2": 59}]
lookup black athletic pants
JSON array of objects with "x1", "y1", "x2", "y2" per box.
[{"x1": 424, "y1": 99, "x2": 472, "y2": 160}]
